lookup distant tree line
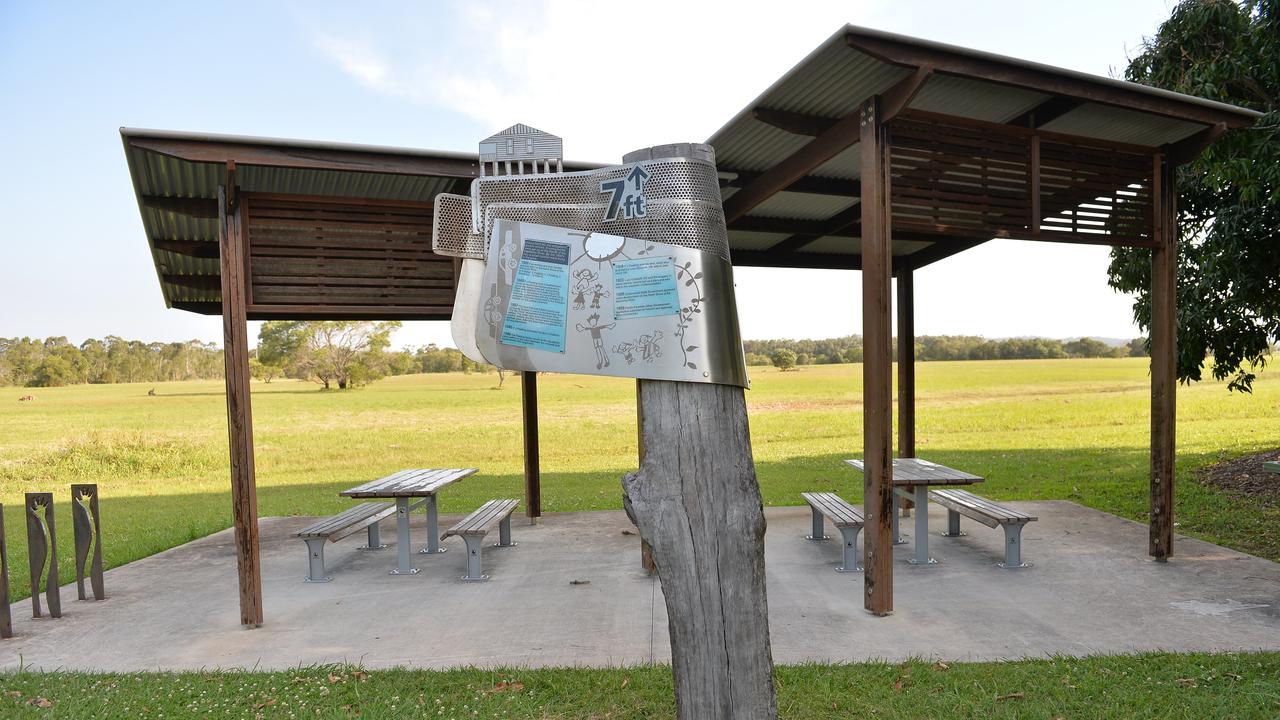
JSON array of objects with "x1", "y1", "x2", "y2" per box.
[
  {"x1": 0, "y1": 336, "x2": 224, "y2": 387},
  {"x1": 743, "y1": 335, "x2": 1149, "y2": 368}
]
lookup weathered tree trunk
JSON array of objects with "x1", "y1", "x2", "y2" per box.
[{"x1": 623, "y1": 379, "x2": 777, "y2": 720}]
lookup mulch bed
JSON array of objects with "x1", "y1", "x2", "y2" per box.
[{"x1": 1197, "y1": 449, "x2": 1280, "y2": 507}]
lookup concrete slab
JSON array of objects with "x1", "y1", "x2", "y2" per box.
[{"x1": 1, "y1": 501, "x2": 1277, "y2": 671}]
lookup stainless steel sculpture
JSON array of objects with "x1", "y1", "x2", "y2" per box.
[
  {"x1": 72, "y1": 484, "x2": 105, "y2": 601},
  {"x1": 26, "y1": 492, "x2": 60, "y2": 619},
  {"x1": 434, "y1": 137, "x2": 747, "y2": 386},
  {"x1": 0, "y1": 504, "x2": 12, "y2": 638}
]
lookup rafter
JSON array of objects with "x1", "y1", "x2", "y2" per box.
[
  {"x1": 751, "y1": 108, "x2": 840, "y2": 136},
  {"x1": 1006, "y1": 96, "x2": 1084, "y2": 128},
  {"x1": 142, "y1": 195, "x2": 219, "y2": 219}
]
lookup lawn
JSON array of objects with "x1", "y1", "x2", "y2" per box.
[
  {"x1": 1, "y1": 652, "x2": 1276, "y2": 718},
  {"x1": 1, "y1": 357, "x2": 1278, "y2": 603}
]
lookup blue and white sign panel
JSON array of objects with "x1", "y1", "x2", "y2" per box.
[{"x1": 474, "y1": 220, "x2": 748, "y2": 386}]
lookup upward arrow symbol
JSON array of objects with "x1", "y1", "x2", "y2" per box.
[{"x1": 626, "y1": 165, "x2": 651, "y2": 191}]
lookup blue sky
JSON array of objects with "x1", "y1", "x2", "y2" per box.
[{"x1": 0, "y1": 0, "x2": 1180, "y2": 348}]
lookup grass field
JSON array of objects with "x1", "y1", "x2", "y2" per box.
[
  {"x1": 1, "y1": 653, "x2": 1277, "y2": 718},
  {"x1": 1, "y1": 357, "x2": 1278, "y2": 603}
]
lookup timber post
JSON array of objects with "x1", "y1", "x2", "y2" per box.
[
  {"x1": 1149, "y1": 153, "x2": 1177, "y2": 560},
  {"x1": 896, "y1": 268, "x2": 916, "y2": 518},
  {"x1": 861, "y1": 96, "x2": 895, "y2": 615},
  {"x1": 521, "y1": 371, "x2": 541, "y2": 521},
  {"x1": 218, "y1": 172, "x2": 264, "y2": 627},
  {"x1": 620, "y1": 144, "x2": 776, "y2": 719}
]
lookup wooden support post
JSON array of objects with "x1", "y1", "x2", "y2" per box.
[
  {"x1": 897, "y1": 268, "x2": 916, "y2": 516},
  {"x1": 897, "y1": 269, "x2": 916, "y2": 458},
  {"x1": 861, "y1": 97, "x2": 895, "y2": 616},
  {"x1": 623, "y1": 380, "x2": 776, "y2": 719},
  {"x1": 521, "y1": 371, "x2": 542, "y2": 521},
  {"x1": 218, "y1": 181, "x2": 264, "y2": 627},
  {"x1": 636, "y1": 380, "x2": 655, "y2": 575},
  {"x1": 1150, "y1": 154, "x2": 1177, "y2": 561}
]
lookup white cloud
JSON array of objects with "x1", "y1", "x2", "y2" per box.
[{"x1": 311, "y1": 0, "x2": 880, "y2": 161}]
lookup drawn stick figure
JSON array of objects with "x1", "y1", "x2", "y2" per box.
[{"x1": 575, "y1": 313, "x2": 617, "y2": 369}]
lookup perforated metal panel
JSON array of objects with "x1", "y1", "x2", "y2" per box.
[
  {"x1": 483, "y1": 200, "x2": 729, "y2": 261},
  {"x1": 432, "y1": 192, "x2": 484, "y2": 258}
]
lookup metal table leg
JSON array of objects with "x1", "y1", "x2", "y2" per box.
[
  {"x1": 419, "y1": 494, "x2": 446, "y2": 555},
  {"x1": 907, "y1": 484, "x2": 937, "y2": 566},
  {"x1": 390, "y1": 497, "x2": 418, "y2": 575},
  {"x1": 891, "y1": 488, "x2": 908, "y2": 545}
]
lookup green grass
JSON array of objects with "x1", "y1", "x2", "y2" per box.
[
  {"x1": 0, "y1": 652, "x2": 1275, "y2": 718},
  {"x1": 1, "y1": 358, "x2": 1278, "y2": 602}
]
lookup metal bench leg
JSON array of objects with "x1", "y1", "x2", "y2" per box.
[
  {"x1": 461, "y1": 535, "x2": 488, "y2": 581},
  {"x1": 836, "y1": 526, "x2": 863, "y2": 573},
  {"x1": 998, "y1": 522, "x2": 1031, "y2": 569},
  {"x1": 391, "y1": 497, "x2": 419, "y2": 576},
  {"x1": 303, "y1": 539, "x2": 331, "y2": 583},
  {"x1": 360, "y1": 521, "x2": 388, "y2": 550},
  {"x1": 495, "y1": 514, "x2": 517, "y2": 547},
  {"x1": 805, "y1": 507, "x2": 828, "y2": 540},
  {"x1": 420, "y1": 495, "x2": 446, "y2": 555},
  {"x1": 891, "y1": 491, "x2": 909, "y2": 545},
  {"x1": 941, "y1": 509, "x2": 965, "y2": 537},
  {"x1": 907, "y1": 485, "x2": 937, "y2": 566}
]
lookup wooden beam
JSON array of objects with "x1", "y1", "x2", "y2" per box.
[
  {"x1": 722, "y1": 110, "x2": 864, "y2": 224},
  {"x1": 751, "y1": 108, "x2": 840, "y2": 136},
  {"x1": 128, "y1": 137, "x2": 480, "y2": 178},
  {"x1": 768, "y1": 207, "x2": 860, "y2": 254},
  {"x1": 731, "y1": 250, "x2": 861, "y2": 270},
  {"x1": 1007, "y1": 96, "x2": 1085, "y2": 128},
  {"x1": 897, "y1": 269, "x2": 915, "y2": 460},
  {"x1": 522, "y1": 372, "x2": 541, "y2": 521},
  {"x1": 142, "y1": 195, "x2": 218, "y2": 218},
  {"x1": 153, "y1": 240, "x2": 219, "y2": 259},
  {"x1": 162, "y1": 273, "x2": 221, "y2": 291},
  {"x1": 880, "y1": 65, "x2": 934, "y2": 122},
  {"x1": 846, "y1": 29, "x2": 1255, "y2": 129},
  {"x1": 899, "y1": 238, "x2": 988, "y2": 270},
  {"x1": 1149, "y1": 153, "x2": 1177, "y2": 561},
  {"x1": 860, "y1": 96, "x2": 895, "y2": 616},
  {"x1": 1166, "y1": 122, "x2": 1226, "y2": 166},
  {"x1": 722, "y1": 170, "x2": 860, "y2": 198},
  {"x1": 217, "y1": 181, "x2": 263, "y2": 627}
]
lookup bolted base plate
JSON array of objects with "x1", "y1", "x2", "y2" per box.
[
  {"x1": 940, "y1": 531, "x2": 967, "y2": 537},
  {"x1": 358, "y1": 544, "x2": 389, "y2": 551},
  {"x1": 907, "y1": 557, "x2": 939, "y2": 566},
  {"x1": 493, "y1": 541, "x2": 518, "y2": 548},
  {"x1": 835, "y1": 565, "x2": 864, "y2": 573},
  {"x1": 419, "y1": 547, "x2": 448, "y2": 555},
  {"x1": 997, "y1": 561, "x2": 1033, "y2": 569},
  {"x1": 389, "y1": 567, "x2": 420, "y2": 576},
  {"x1": 460, "y1": 574, "x2": 490, "y2": 582},
  {"x1": 805, "y1": 535, "x2": 830, "y2": 541},
  {"x1": 892, "y1": 535, "x2": 910, "y2": 545},
  {"x1": 302, "y1": 576, "x2": 333, "y2": 583}
]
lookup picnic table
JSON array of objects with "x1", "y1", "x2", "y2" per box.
[
  {"x1": 845, "y1": 458, "x2": 983, "y2": 566},
  {"x1": 340, "y1": 468, "x2": 477, "y2": 575}
]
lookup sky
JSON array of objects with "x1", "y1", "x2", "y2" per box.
[{"x1": 0, "y1": 0, "x2": 1181, "y2": 349}]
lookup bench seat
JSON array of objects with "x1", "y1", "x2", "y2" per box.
[
  {"x1": 800, "y1": 492, "x2": 864, "y2": 573},
  {"x1": 928, "y1": 489, "x2": 1037, "y2": 568},
  {"x1": 442, "y1": 499, "x2": 519, "y2": 581},
  {"x1": 294, "y1": 502, "x2": 395, "y2": 582}
]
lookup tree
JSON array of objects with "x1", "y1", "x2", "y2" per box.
[
  {"x1": 1109, "y1": 0, "x2": 1279, "y2": 391},
  {"x1": 257, "y1": 321, "x2": 401, "y2": 389},
  {"x1": 770, "y1": 348, "x2": 797, "y2": 371},
  {"x1": 1063, "y1": 337, "x2": 1112, "y2": 358}
]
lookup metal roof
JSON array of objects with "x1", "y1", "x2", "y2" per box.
[
  {"x1": 709, "y1": 24, "x2": 1261, "y2": 270},
  {"x1": 122, "y1": 24, "x2": 1262, "y2": 313}
]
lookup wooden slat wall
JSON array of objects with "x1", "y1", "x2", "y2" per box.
[
  {"x1": 244, "y1": 194, "x2": 456, "y2": 315},
  {"x1": 889, "y1": 111, "x2": 1156, "y2": 247}
]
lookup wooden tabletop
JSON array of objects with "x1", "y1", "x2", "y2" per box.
[
  {"x1": 340, "y1": 468, "x2": 477, "y2": 498},
  {"x1": 844, "y1": 458, "x2": 983, "y2": 487}
]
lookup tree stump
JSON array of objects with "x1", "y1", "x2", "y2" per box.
[{"x1": 623, "y1": 379, "x2": 777, "y2": 719}]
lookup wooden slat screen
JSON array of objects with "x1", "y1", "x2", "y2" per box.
[
  {"x1": 889, "y1": 111, "x2": 1156, "y2": 247},
  {"x1": 244, "y1": 195, "x2": 456, "y2": 316}
]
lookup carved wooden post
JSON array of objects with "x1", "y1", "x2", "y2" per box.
[
  {"x1": 620, "y1": 145, "x2": 776, "y2": 720},
  {"x1": 0, "y1": 505, "x2": 11, "y2": 638},
  {"x1": 72, "y1": 484, "x2": 106, "y2": 600},
  {"x1": 26, "y1": 493, "x2": 60, "y2": 619}
]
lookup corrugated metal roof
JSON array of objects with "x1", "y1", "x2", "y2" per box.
[{"x1": 704, "y1": 24, "x2": 1260, "y2": 269}]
